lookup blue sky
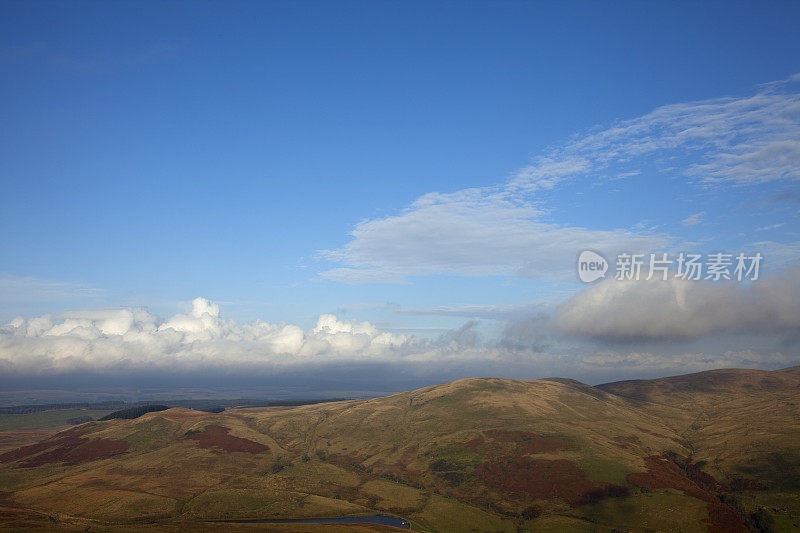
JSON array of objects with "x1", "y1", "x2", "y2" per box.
[{"x1": 1, "y1": 1, "x2": 799, "y2": 389}]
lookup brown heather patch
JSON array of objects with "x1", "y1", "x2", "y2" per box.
[
  {"x1": 0, "y1": 426, "x2": 129, "y2": 468},
  {"x1": 317, "y1": 482, "x2": 363, "y2": 503},
  {"x1": 633, "y1": 425, "x2": 670, "y2": 440},
  {"x1": 367, "y1": 445, "x2": 424, "y2": 481},
  {"x1": 457, "y1": 430, "x2": 628, "y2": 509},
  {"x1": 627, "y1": 456, "x2": 708, "y2": 500},
  {"x1": 729, "y1": 477, "x2": 767, "y2": 491},
  {"x1": 0, "y1": 506, "x2": 58, "y2": 529},
  {"x1": 482, "y1": 429, "x2": 579, "y2": 454},
  {"x1": 474, "y1": 457, "x2": 628, "y2": 507},
  {"x1": 0, "y1": 431, "x2": 55, "y2": 455},
  {"x1": 464, "y1": 430, "x2": 578, "y2": 458},
  {"x1": 327, "y1": 450, "x2": 374, "y2": 472},
  {"x1": 611, "y1": 435, "x2": 641, "y2": 449},
  {"x1": 0, "y1": 439, "x2": 63, "y2": 463},
  {"x1": 627, "y1": 455, "x2": 747, "y2": 533},
  {"x1": 185, "y1": 425, "x2": 268, "y2": 453}
]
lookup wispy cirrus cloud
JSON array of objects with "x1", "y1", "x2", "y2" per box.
[
  {"x1": 682, "y1": 212, "x2": 706, "y2": 226},
  {"x1": 389, "y1": 302, "x2": 543, "y2": 321},
  {"x1": 511, "y1": 74, "x2": 800, "y2": 189},
  {"x1": 756, "y1": 223, "x2": 786, "y2": 231},
  {"x1": 321, "y1": 76, "x2": 800, "y2": 285},
  {"x1": 0, "y1": 274, "x2": 104, "y2": 303}
]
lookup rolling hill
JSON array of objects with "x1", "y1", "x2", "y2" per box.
[{"x1": 1, "y1": 367, "x2": 799, "y2": 532}]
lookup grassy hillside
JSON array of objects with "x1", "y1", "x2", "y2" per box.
[
  {"x1": 0, "y1": 409, "x2": 115, "y2": 432},
  {"x1": 1, "y1": 368, "x2": 799, "y2": 531}
]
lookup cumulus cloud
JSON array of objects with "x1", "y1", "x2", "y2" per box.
[
  {"x1": 0, "y1": 298, "x2": 515, "y2": 376},
  {"x1": 0, "y1": 294, "x2": 800, "y2": 380},
  {"x1": 554, "y1": 269, "x2": 800, "y2": 341}
]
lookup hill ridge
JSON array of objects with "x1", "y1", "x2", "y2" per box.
[{"x1": 1, "y1": 366, "x2": 799, "y2": 531}]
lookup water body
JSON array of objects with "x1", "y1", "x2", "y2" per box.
[{"x1": 207, "y1": 514, "x2": 410, "y2": 528}]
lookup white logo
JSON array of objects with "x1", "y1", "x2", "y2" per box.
[{"x1": 578, "y1": 250, "x2": 608, "y2": 283}]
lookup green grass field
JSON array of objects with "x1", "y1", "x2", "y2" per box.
[{"x1": 0, "y1": 409, "x2": 114, "y2": 431}]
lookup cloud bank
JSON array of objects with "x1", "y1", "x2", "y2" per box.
[
  {"x1": 1, "y1": 289, "x2": 797, "y2": 385},
  {"x1": 0, "y1": 298, "x2": 424, "y2": 375},
  {"x1": 1, "y1": 298, "x2": 526, "y2": 378},
  {"x1": 554, "y1": 268, "x2": 800, "y2": 341}
]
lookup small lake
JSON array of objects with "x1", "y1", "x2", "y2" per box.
[{"x1": 208, "y1": 514, "x2": 411, "y2": 528}]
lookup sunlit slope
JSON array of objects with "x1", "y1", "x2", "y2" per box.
[
  {"x1": 599, "y1": 366, "x2": 800, "y2": 526},
  {"x1": 1, "y1": 369, "x2": 799, "y2": 531}
]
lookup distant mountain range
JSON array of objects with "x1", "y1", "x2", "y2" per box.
[{"x1": 1, "y1": 366, "x2": 799, "y2": 531}]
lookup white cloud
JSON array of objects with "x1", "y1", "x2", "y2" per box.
[
  {"x1": 748, "y1": 241, "x2": 800, "y2": 270},
  {"x1": 321, "y1": 188, "x2": 668, "y2": 283},
  {"x1": 321, "y1": 76, "x2": 799, "y2": 284},
  {"x1": 756, "y1": 223, "x2": 786, "y2": 231},
  {"x1": 511, "y1": 75, "x2": 800, "y2": 189},
  {"x1": 388, "y1": 302, "x2": 549, "y2": 321},
  {"x1": 682, "y1": 212, "x2": 705, "y2": 226},
  {"x1": 554, "y1": 269, "x2": 800, "y2": 341},
  {"x1": 1, "y1": 296, "x2": 796, "y2": 381},
  {"x1": 0, "y1": 274, "x2": 104, "y2": 303},
  {"x1": 0, "y1": 298, "x2": 468, "y2": 375}
]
